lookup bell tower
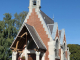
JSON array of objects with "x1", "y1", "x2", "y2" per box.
[{"x1": 29, "y1": 0, "x2": 41, "y2": 10}]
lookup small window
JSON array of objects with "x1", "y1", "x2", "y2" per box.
[{"x1": 33, "y1": 1, "x2": 36, "y2": 5}]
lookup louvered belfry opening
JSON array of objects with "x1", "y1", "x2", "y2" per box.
[{"x1": 33, "y1": 0, "x2": 36, "y2": 5}]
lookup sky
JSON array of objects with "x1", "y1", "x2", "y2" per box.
[{"x1": 0, "y1": 0, "x2": 80, "y2": 45}]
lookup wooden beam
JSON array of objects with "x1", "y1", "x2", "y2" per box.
[
  {"x1": 12, "y1": 50, "x2": 23, "y2": 54},
  {"x1": 11, "y1": 32, "x2": 28, "y2": 52},
  {"x1": 12, "y1": 41, "x2": 20, "y2": 52},
  {"x1": 18, "y1": 51, "x2": 23, "y2": 53},
  {"x1": 18, "y1": 36, "x2": 25, "y2": 39},
  {"x1": 21, "y1": 32, "x2": 27, "y2": 38},
  {"x1": 11, "y1": 47, "x2": 20, "y2": 50},
  {"x1": 16, "y1": 41, "x2": 19, "y2": 49}
]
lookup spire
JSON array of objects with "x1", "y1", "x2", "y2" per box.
[
  {"x1": 29, "y1": 0, "x2": 41, "y2": 9},
  {"x1": 53, "y1": 15, "x2": 54, "y2": 20}
]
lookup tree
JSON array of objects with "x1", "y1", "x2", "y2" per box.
[
  {"x1": 14, "y1": 11, "x2": 28, "y2": 30},
  {"x1": 0, "y1": 21, "x2": 5, "y2": 59},
  {"x1": 68, "y1": 44, "x2": 80, "y2": 60},
  {"x1": 0, "y1": 11, "x2": 28, "y2": 60},
  {"x1": 0, "y1": 13, "x2": 17, "y2": 60}
]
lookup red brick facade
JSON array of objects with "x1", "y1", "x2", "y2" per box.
[
  {"x1": 65, "y1": 51, "x2": 68, "y2": 59},
  {"x1": 55, "y1": 28, "x2": 59, "y2": 39},
  {"x1": 59, "y1": 49, "x2": 61, "y2": 60},
  {"x1": 63, "y1": 34, "x2": 66, "y2": 42},
  {"x1": 26, "y1": 8, "x2": 49, "y2": 60}
]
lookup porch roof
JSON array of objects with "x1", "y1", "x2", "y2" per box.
[{"x1": 10, "y1": 23, "x2": 46, "y2": 50}]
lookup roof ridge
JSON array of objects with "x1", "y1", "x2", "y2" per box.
[{"x1": 40, "y1": 10, "x2": 54, "y2": 22}]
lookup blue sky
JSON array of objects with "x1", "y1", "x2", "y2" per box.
[{"x1": 0, "y1": 0, "x2": 80, "y2": 45}]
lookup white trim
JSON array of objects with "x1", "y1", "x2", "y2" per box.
[
  {"x1": 61, "y1": 48, "x2": 64, "y2": 60},
  {"x1": 52, "y1": 22, "x2": 58, "y2": 40},
  {"x1": 47, "y1": 24, "x2": 52, "y2": 36},
  {"x1": 35, "y1": 8, "x2": 53, "y2": 41},
  {"x1": 36, "y1": 51, "x2": 40, "y2": 60},
  {"x1": 42, "y1": 53, "x2": 45, "y2": 60},
  {"x1": 12, "y1": 51, "x2": 17, "y2": 60},
  {"x1": 63, "y1": 41, "x2": 67, "y2": 51},
  {"x1": 48, "y1": 41, "x2": 55, "y2": 60},
  {"x1": 29, "y1": 0, "x2": 41, "y2": 10},
  {"x1": 60, "y1": 29, "x2": 66, "y2": 44},
  {"x1": 55, "y1": 37, "x2": 60, "y2": 49},
  {"x1": 67, "y1": 47, "x2": 70, "y2": 60},
  {"x1": 24, "y1": 11, "x2": 32, "y2": 22}
]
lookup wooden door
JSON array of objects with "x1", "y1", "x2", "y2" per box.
[{"x1": 28, "y1": 54, "x2": 36, "y2": 60}]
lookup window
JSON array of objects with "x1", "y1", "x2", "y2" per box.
[
  {"x1": 33, "y1": 0, "x2": 36, "y2": 5},
  {"x1": 63, "y1": 43, "x2": 66, "y2": 60},
  {"x1": 64, "y1": 43, "x2": 65, "y2": 51},
  {"x1": 55, "y1": 39, "x2": 59, "y2": 57}
]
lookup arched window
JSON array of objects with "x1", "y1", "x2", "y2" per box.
[
  {"x1": 63, "y1": 43, "x2": 66, "y2": 60},
  {"x1": 64, "y1": 43, "x2": 65, "y2": 51},
  {"x1": 56, "y1": 39, "x2": 59, "y2": 48},
  {"x1": 55, "y1": 39, "x2": 59, "y2": 57}
]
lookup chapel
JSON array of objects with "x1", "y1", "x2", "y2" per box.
[{"x1": 10, "y1": 0, "x2": 70, "y2": 60}]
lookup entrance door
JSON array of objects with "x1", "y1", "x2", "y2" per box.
[
  {"x1": 55, "y1": 59, "x2": 60, "y2": 60},
  {"x1": 28, "y1": 54, "x2": 36, "y2": 60}
]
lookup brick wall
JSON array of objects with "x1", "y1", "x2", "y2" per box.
[
  {"x1": 26, "y1": 8, "x2": 50, "y2": 60},
  {"x1": 65, "y1": 51, "x2": 68, "y2": 60},
  {"x1": 59, "y1": 49, "x2": 61, "y2": 60},
  {"x1": 63, "y1": 34, "x2": 66, "y2": 42}
]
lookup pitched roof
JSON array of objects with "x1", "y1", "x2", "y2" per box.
[
  {"x1": 10, "y1": 23, "x2": 46, "y2": 50},
  {"x1": 59, "y1": 29, "x2": 65, "y2": 44},
  {"x1": 40, "y1": 10, "x2": 54, "y2": 24},
  {"x1": 47, "y1": 24, "x2": 54, "y2": 34},
  {"x1": 25, "y1": 24, "x2": 46, "y2": 50}
]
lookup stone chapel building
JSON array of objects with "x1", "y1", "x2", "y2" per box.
[{"x1": 10, "y1": 0, "x2": 70, "y2": 60}]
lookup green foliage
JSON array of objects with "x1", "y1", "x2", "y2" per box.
[
  {"x1": 0, "y1": 13, "x2": 17, "y2": 60},
  {"x1": 0, "y1": 11, "x2": 28, "y2": 60},
  {"x1": 68, "y1": 44, "x2": 80, "y2": 60},
  {"x1": 21, "y1": 56, "x2": 25, "y2": 59},
  {"x1": 14, "y1": 11, "x2": 28, "y2": 30}
]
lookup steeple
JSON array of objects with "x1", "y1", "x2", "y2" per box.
[{"x1": 29, "y1": 0, "x2": 41, "y2": 9}]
